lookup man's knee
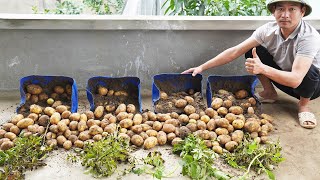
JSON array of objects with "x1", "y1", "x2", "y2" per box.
[{"x1": 294, "y1": 65, "x2": 320, "y2": 98}]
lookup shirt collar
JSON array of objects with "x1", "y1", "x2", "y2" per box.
[{"x1": 275, "y1": 20, "x2": 302, "y2": 40}]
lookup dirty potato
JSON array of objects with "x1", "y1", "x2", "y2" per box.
[
  {"x1": 260, "y1": 113, "x2": 274, "y2": 123},
  {"x1": 4, "y1": 132, "x2": 16, "y2": 141},
  {"x1": 57, "y1": 135, "x2": 67, "y2": 146},
  {"x1": 152, "y1": 121, "x2": 163, "y2": 131},
  {"x1": 157, "y1": 131, "x2": 167, "y2": 145},
  {"x1": 184, "y1": 105, "x2": 196, "y2": 115},
  {"x1": 78, "y1": 131, "x2": 91, "y2": 141},
  {"x1": 144, "y1": 112, "x2": 154, "y2": 122},
  {"x1": 171, "y1": 137, "x2": 183, "y2": 146},
  {"x1": 131, "y1": 134, "x2": 144, "y2": 146},
  {"x1": 160, "y1": 91, "x2": 168, "y2": 100},
  {"x1": 119, "y1": 119, "x2": 133, "y2": 129},
  {"x1": 143, "y1": 136, "x2": 158, "y2": 149},
  {"x1": 225, "y1": 141, "x2": 238, "y2": 152},
  {"x1": 165, "y1": 119, "x2": 180, "y2": 127},
  {"x1": 131, "y1": 125, "x2": 143, "y2": 134},
  {"x1": 30, "y1": 104, "x2": 42, "y2": 114},
  {"x1": 206, "y1": 119, "x2": 216, "y2": 131},
  {"x1": 2, "y1": 123, "x2": 14, "y2": 132},
  {"x1": 10, "y1": 114, "x2": 24, "y2": 125},
  {"x1": 44, "y1": 107, "x2": 56, "y2": 116},
  {"x1": 1, "y1": 141, "x2": 14, "y2": 150},
  {"x1": 211, "y1": 98, "x2": 223, "y2": 109},
  {"x1": 247, "y1": 107, "x2": 255, "y2": 114},
  {"x1": 133, "y1": 114, "x2": 143, "y2": 125},
  {"x1": 229, "y1": 106, "x2": 243, "y2": 115},
  {"x1": 104, "y1": 123, "x2": 117, "y2": 134},
  {"x1": 50, "y1": 112, "x2": 61, "y2": 125},
  {"x1": 105, "y1": 104, "x2": 116, "y2": 112},
  {"x1": 235, "y1": 89, "x2": 248, "y2": 99},
  {"x1": 189, "y1": 113, "x2": 200, "y2": 120},
  {"x1": 26, "y1": 84, "x2": 43, "y2": 95},
  {"x1": 162, "y1": 124, "x2": 176, "y2": 133},
  {"x1": 85, "y1": 111, "x2": 94, "y2": 120},
  {"x1": 77, "y1": 121, "x2": 88, "y2": 132},
  {"x1": 94, "y1": 106, "x2": 104, "y2": 119},
  {"x1": 115, "y1": 104, "x2": 126, "y2": 115},
  {"x1": 175, "y1": 99, "x2": 188, "y2": 108},
  {"x1": 156, "y1": 113, "x2": 170, "y2": 122},
  {"x1": 146, "y1": 129, "x2": 158, "y2": 137},
  {"x1": 38, "y1": 93, "x2": 48, "y2": 101},
  {"x1": 56, "y1": 105, "x2": 68, "y2": 114},
  {"x1": 217, "y1": 107, "x2": 228, "y2": 116},
  {"x1": 184, "y1": 96, "x2": 194, "y2": 104},
  {"x1": 97, "y1": 86, "x2": 108, "y2": 96},
  {"x1": 215, "y1": 128, "x2": 229, "y2": 135},
  {"x1": 248, "y1": 97, "x2": 256, "y2": 106},
  {"x1": 54, "y1": 86, "x2": 65, "y2": 94},
  {"x1": 27, "y1": 113, "x2": 39, "y2": 121},
  {"x1": 57, "y1": 121, "x2": 68, "y2": 132},
  {"x1": 205, "y1": 108, "x2": 217, "y2": 118},
  {"x1": 186, "y1": 123, "x2": 197, "y2": 132},
  {"x1": 215, "y1": 118, "x2": 229, "y2": 128},
  {"x1": 74, "y1": 140, "x2": 84, "y2": 148},
  {"x1": 232, "y1": 119, "x2": 245, "y2": 129},
  {"x1": 244, "y1": 121, "x2": 261, "y2": 133},
  {"x1": 231, "y1": 130, "x2": 244, "y2": 143},
  {"x1": 126, "y1": 104, "x2": 136, "y2": 113},
  {"x1": 196, "y1": 120, "x2": 206, "y2": 130},
  {"x1": 178, "y1": 114, "x2": 189, "y2": 124},
  {"x1": 17, "y1": 118, "x2": 34, "y2": 129},
  {"x1": 217, "y1": 134, "x2": 231, "y2": 145}
]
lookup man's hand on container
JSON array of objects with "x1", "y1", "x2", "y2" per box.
[{"x1": 182, "y1": 66, "x2": 203, "y2": 76}]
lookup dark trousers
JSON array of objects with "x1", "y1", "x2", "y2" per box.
[{"x1": 245, "y1": 46, "x2": 320, "y2": 100}]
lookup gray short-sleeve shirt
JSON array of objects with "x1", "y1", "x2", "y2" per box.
[{"x1": 251, "y1": 20, "x2": 320, "y2": 71}]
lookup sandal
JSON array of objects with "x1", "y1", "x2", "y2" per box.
[
  {"x1": 254, "y1": 93, "x2": 277, "y2": 103},
  {"x1": 298, "y1": 112, "x2": 317, "y2": 129}
]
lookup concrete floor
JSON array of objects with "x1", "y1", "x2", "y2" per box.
[{"x1": 0, "y1": 89, "x2": 319, "y2": 180}]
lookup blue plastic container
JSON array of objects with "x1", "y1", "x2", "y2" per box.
[
  {"x1": 18, "y1": 75, "x2": 78, "y2": 113},
  {"x1": 152, "y1": 73, "x2": 203, "y2": 113},
  {"x1": 86, "y1": 76, "x2": 142, "y2": 112},
  {"x1": 206, "y1": 75, "x2": 260, "y2": 108}
]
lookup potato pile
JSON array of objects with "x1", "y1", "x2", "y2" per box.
[
  {"x1": 212, "y1": 89, "x2": 258, "y2": 115},
  {"x1": 94, "y1": 86, "x2": 136, "y2": 113},
  {"x1": 1, "y1": 87, "x2": 275, "y2": 154},
  {"x1": 155, "y1": 89, "x2": 206, "y2": 114},
  {"x1": 95, "y1": 87, "x2": 274, "y2": 152},
  {"x1": 19, "y1": 83, "x2": 73, "y2": 114},
  {"x1": 0, "y1": 103, "x2": 138, "y2": 151}
]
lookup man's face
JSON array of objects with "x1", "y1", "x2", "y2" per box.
[{"x1": 272, "y1": 2, "x2": 305, "y2": 30}]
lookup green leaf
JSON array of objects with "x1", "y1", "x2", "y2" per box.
[
  {"x1": 265, "y1": 169, "x2": 275, "y2": 180},
  {"x1": 227, "y1": 160, "x2": 238, "y2": 168},
  {"x1": 132, "y1": 168, "x2": 145, "y2": 175},
  {"x1": 247, "y1": 141, "x2": 258, "y2": 154}
]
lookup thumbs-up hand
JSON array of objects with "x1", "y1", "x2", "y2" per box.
[
  {"x1": 252, "y1": 47, "x2": 258, "y2": 58},
  {"x1": 245, "y1": 47, "x2": 264, "y2": 74}
]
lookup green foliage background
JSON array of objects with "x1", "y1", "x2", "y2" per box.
[
  {"x1": 32, "y1": 0, "x2": 125, "y2": 15},
  {"x1": 162, "y1": 0, "x2": 271, "y2": 16}
]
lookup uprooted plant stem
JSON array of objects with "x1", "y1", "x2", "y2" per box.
[
  {"x1": 222, "y1": 134, "x2": 285, "y2": 180},
  {"x1": 0, "y1": 135, "x2": 52, "y2": 180}
]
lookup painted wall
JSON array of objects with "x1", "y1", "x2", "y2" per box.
[{"x1": 0, "y1": 15, "x2": 319, "y2": 91}]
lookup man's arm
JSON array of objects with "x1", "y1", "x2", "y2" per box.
[
  {"x1": 246, "y1": 49, "x2": 313, "y2": 88},
  {"x1": 182, "y1": 37, "x2": 260, "y2": 76}
]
